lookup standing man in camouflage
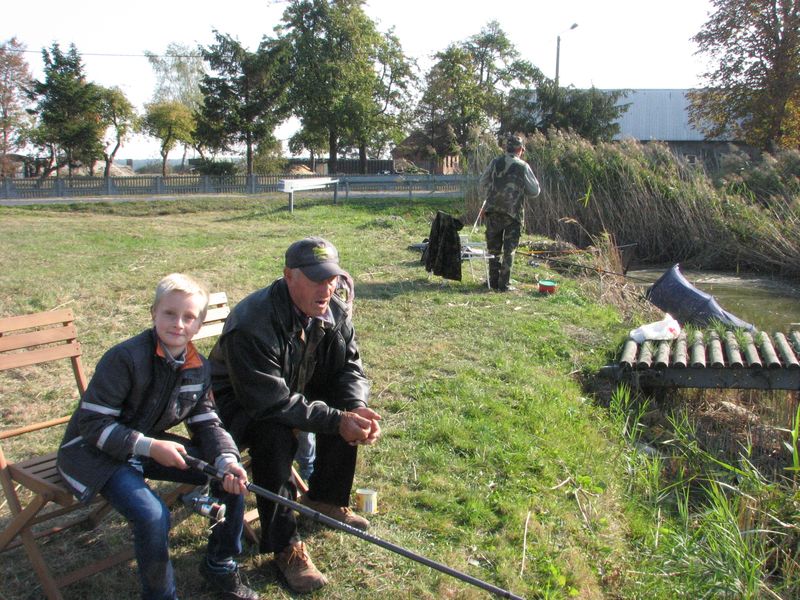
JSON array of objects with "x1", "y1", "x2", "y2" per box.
[{"x1": 479, "y1": 135, "x2": 541, "y2": 291}]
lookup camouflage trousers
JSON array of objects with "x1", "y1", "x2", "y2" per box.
[{"x1": 484, "y1": 212, "x2": 521, "y2": 290}]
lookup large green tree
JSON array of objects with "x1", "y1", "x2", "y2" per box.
[
  {"x1": 279, "y1": 0, "x2": 410, "y2": 173},
  {"x1": 502, "y1": 85, "x2": 630, "y2": 144},
  {"x1": 688, "y1": 0, "x2": 800, "y2": 151},
  {"x1": 141, "y1": 101, "x2": 195, "y2": 176},
  {"x1": 196, "y1": 31, "x2": 291, "y2": 176},
  {"x1": 27, "y1": 43, "x2": 105, "y2": 177},
  {"x1": 343, "y1": 28, "x2": 416, "y2": 172},
  {"x1": 417, "y1": 21, "x2": 542, "y2": 155},
  {"x1": 0, "y1": 37, "x2": 33, "y2": 177}
]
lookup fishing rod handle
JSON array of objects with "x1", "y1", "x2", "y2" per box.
[{"x1": 183, "y1": 454, "x2": 226, "y2": 479}]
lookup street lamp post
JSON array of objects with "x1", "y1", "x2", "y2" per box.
[{"x1": 555, "y1": 23, "x2": 578, "y2": 89}]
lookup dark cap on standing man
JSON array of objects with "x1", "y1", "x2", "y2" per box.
[
  {"x1": 285, "y1": 236, "x2": 347, "y2": 282},
  {"x1": 505, "y1": 134, "x2": 524, "y2": 152}
]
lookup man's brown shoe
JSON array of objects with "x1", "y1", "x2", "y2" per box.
[
  {"x1": 274, "y1": 542, "x2": 328, "y2": 593},
  {"x1": 298, "y1": 494, "x2": 370, "y2": 530}
]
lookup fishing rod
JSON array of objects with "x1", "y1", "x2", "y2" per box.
[
  {"x1": 183, "y1": 455, "x2": 525, "y2": 600},
  {"x1": 519, "y1": 251, "x2": 654, "y2": 283}
]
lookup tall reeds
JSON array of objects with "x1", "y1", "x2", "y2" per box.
[{"x1": 464, "y1": 130, "x2": 800, "y2": 277}]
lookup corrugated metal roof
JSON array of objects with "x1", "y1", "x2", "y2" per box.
[{"x1": 611, "y1": 89, "x2": 722, "y2": 141}]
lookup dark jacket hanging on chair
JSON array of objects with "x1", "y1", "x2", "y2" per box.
[{"x1": 423, "y1": 211, "x2": 463, "y2": 281}]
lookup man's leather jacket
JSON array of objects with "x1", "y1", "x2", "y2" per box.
[{"x1": 208, "y1": 278, "x2": 370, "y2": 443}]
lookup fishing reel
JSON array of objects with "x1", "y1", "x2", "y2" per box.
[{"x1": 182, "y1": 488, "x2": 226, "y2": 523}]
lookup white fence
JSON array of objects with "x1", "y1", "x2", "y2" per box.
[{"x1": 1, "y1": 174, "x2": 470, "y2": 201}]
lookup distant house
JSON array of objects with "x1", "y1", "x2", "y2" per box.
[
  {"x1": 612, "y1": 89, "x2": 756, "y2": 168},
  {"x1": 390, "y1": 130, "x2": 461, "y2": 175}
]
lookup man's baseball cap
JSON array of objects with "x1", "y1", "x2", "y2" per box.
[
  {"x1": 285, "y1": 237, "x2": 347, "y2": 282},
  {"x1": 506, "y1": 134, "x2": 524, "y2": 151}
]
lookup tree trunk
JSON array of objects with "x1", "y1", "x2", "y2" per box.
[
  {"x1": 359, "y1": 142, "x2": 367, "y2": 174},
  {"x1": 328, "y1": 129, "x2": 338, "y2": 175},
  {"x1": 245, "y1": 132, "x2": 253, "y2": 177}
]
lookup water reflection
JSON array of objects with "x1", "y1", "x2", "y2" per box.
[{"x1": 627, "y1": 266, "x2": 800, "y2": 333}]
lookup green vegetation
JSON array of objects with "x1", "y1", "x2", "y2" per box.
[
  {"x1": 467, "y1": 132, "x2": 800, "y2": 278},
  {"x1": 1, "y1": 196, "x2": 798, "y2": 599}
]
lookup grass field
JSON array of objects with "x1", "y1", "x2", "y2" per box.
[{"x1": 0, "y1": 194, "x2": 793, "y2": 599}]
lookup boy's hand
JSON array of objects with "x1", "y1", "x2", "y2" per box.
[
  {"x1": 150, "y1": 440, "x2": 188, "y2": 468},
  {"x1": 221, "y1": 463, "x2": 249, "y2": 495}
]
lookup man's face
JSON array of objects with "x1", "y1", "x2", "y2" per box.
[
  {"x1": 285, "y1": 267, "x2": 337, "y2": 318},
  {"x1": 151, "y1": 291, "x2": 205, "y2": 355}
]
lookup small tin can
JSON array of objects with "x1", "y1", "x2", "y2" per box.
[{"x1": 355, "y1": 488, "x2": 378, "y2": 513}]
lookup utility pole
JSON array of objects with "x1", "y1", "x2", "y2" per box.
[{"x1": 555, "y1": 23, "x2": 578, "y2": 89}]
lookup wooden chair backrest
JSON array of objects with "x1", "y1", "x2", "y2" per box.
[
  {"x1": 194, "y1": 291, "x2": 229, "y2": 341},
  {"x1": 0, "y1": 309, "x2": 87, "y2": 447}
]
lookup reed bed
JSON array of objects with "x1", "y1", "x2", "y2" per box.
[{"x1": 464, "y1": 130, "x2": 800, "y2": 277}]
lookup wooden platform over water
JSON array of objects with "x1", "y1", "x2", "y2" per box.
[{"x1": 600, "y1": 330, "x2": 800, "y2": 390}]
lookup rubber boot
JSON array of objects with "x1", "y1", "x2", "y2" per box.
[{"x1": 488, "y1": 259, "x2": 500, "y2": 290}]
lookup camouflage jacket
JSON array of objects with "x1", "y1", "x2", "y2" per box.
[{"x1": 479, "y1": 152, "x2": 541, "y2": 223}]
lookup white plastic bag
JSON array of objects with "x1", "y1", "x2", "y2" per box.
[{"x1": 629, "y1": 313, "x2": 681, "y2": 343}]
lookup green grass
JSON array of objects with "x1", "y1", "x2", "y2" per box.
[{"x1": 0, "y1": 194, "x2": 793, "y2": 599}]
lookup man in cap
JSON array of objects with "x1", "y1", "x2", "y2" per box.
[
  {"x1": 479, "y1": 134, "x2": 541, "y2": 291},
  {"x1": 209, "y1": 237, "x2": 380, "y2": 593}
]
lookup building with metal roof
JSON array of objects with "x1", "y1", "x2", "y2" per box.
[{"x1": 612, "y1": 89, "x2": 755, "y2": 167}]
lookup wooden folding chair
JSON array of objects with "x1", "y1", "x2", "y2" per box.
[
  {"x1": 193, "y1": 291, "x2": 230, "y2": 342},
  {"x1": 0, "y1": 308, "x2": 136, "y2": 600}
]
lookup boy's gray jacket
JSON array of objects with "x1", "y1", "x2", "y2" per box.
[
  {"x1": 208, "y1": 278, "x2": 370, "y2": 443},
  {"x1": 57, "y1": 329, "x2": 239, "y2": 503}
]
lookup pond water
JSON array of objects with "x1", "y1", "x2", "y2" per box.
[{"x1": 626, "y1": 265, "x2": 800, "y2": 333}]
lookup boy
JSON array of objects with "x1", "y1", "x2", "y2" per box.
[{"x1": 57, "y1": 274, "x2": 258, "y2": 600}]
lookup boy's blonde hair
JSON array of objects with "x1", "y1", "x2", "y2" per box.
[{"x1": 152, "y1": 273, "x2": 210, "y2": 320}]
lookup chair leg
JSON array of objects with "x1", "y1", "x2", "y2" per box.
[{"x1": 20, "y1": 527, "x2": 65, "y2": 600}]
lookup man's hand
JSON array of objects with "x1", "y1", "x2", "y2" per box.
[
  {"x1": 221, "y1": 462, "x2": 249, "y2": 495},
  {"x1": 347, "y1": 407, "x2": 382, "y2": 445},
  {"x1": 339, "y1": 410, "x2": 372, "y2": 444},
  {"x1": 150, "y1": 439, "x2": 188, "y2": 468}
]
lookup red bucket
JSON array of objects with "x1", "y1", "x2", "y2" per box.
[{"x1": 538, "y1": 279, "x2": 557, "y2": 294}]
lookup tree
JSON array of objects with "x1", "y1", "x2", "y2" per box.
[
  {"x1": 145, "y1": 43, "x2": 205, "y2": 111},
  {"x1": 289, "y1": 126, "x2": 328, "y2": 171},
  {"x1": 280, "y1": 0, "x2": 409, "y2": 173},
  {"x1": 196, "y1": 31, "x2": 291, "y2": 176},
  {"x1": 27, "y1": 43, "x2": 105, "y2": 177},
  {"x1": 0, "y1": 37, "x2": 33, "y2": 177},
  {"x1": 344, "y1": 28, "x2": 416, "y2": 172},
  {"x1": 98, "y1": 86, "x2": 137, "y2": 177},
  {"x1": 146, "y1": 43, "x2": 206, "y2": 169},
  {"x1": 417, "y1": 21, "x2": 542, "y2": 154},
  {"x1": 417, "y1": 45, "x2": 487, "y2": 154},
  {"x1": 141, "y1": 101, "x2": 195, "y2": 176},
  {"x1": 502, "y1": 85, "x2": 629, "y2": 144},
  {"x1": 688, "y1": 0, "x2": 800, "y2": 151}
]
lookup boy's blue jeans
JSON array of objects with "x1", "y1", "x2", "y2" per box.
[
  {"x1": 102, "y1": 449, "x2": 245, "y2": 600},
  {"x1": 294, "y1": 431, "x2": 316, "y2": 481}
]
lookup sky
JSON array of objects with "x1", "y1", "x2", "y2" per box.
[{"x1": 4, "y1": 0, "x2": 715, "y2": 160}]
